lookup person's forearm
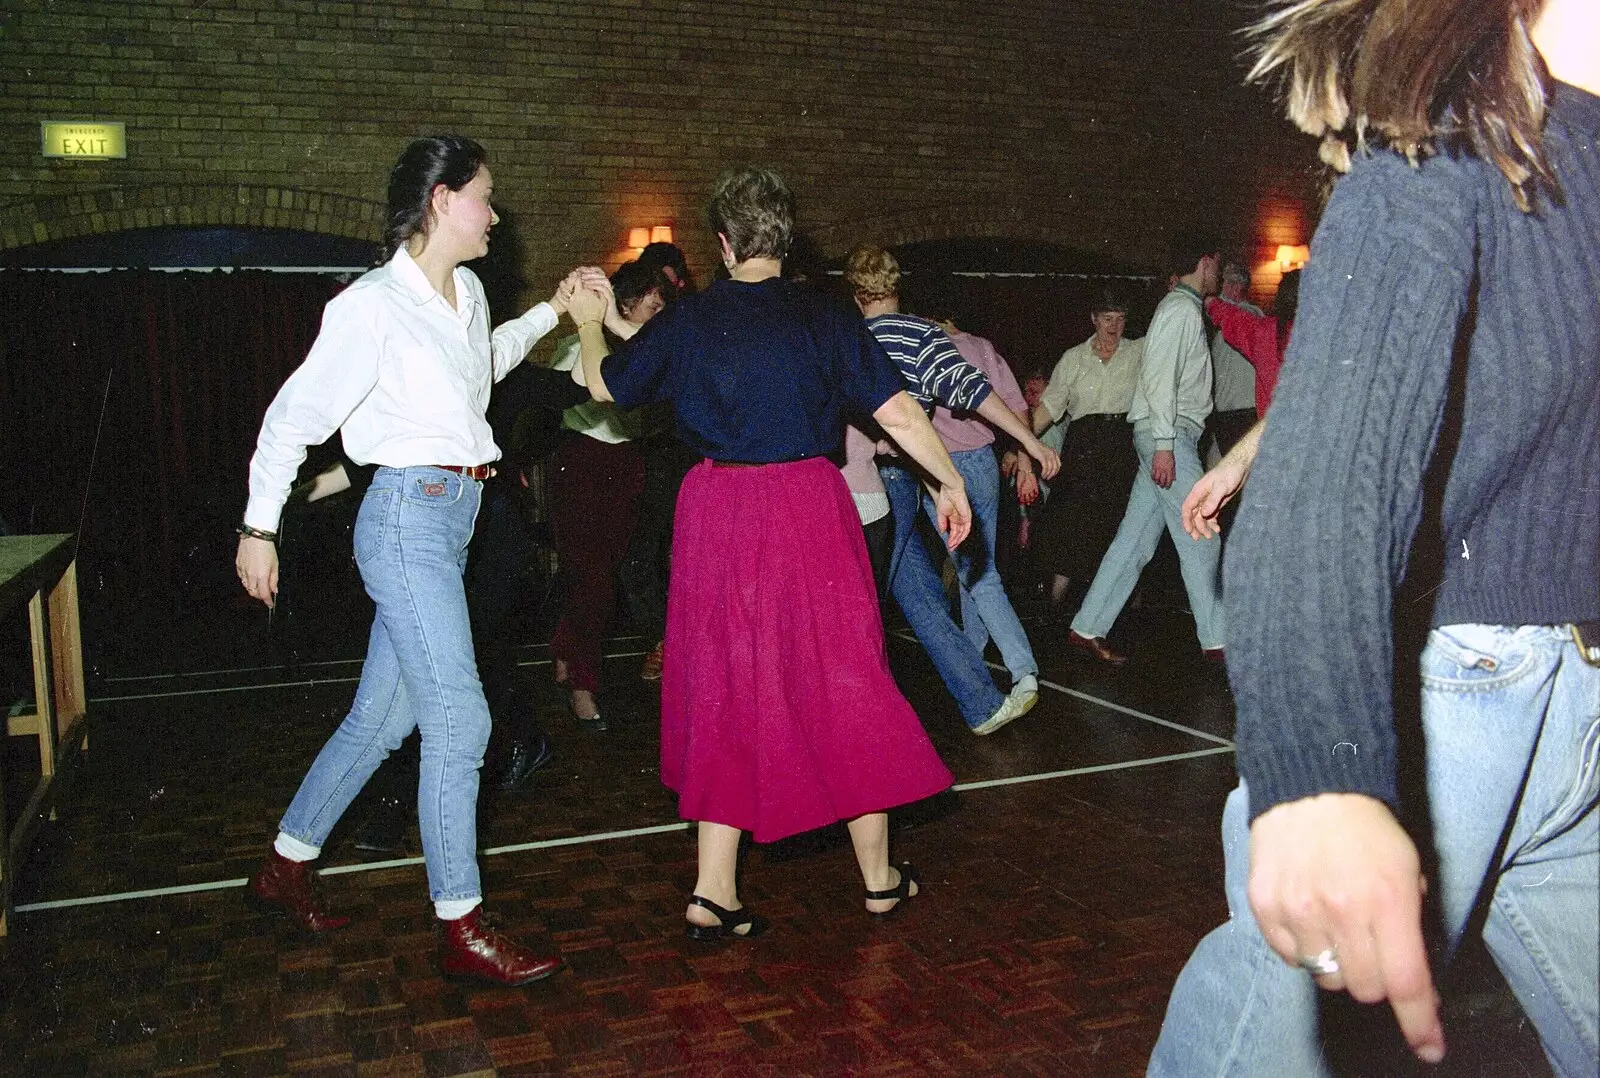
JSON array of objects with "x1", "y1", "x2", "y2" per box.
[
  {"x1": 874, "y1": 391, "x2": 961, "y2": 490},
  {"x1": 977, "y1": 394, "x2": 1048, "y2": 458},
  {"x1": 605, "y1": 310, "x2": 640, "y2": 340},
  {"x1": 1226, "y1": 416, "x2": 1266, "y2": 483},
  {"x1": 1031, "y1": 403, "x2": 1056, "y2": 435},
  {"x1": 577, "y1": 322, "x2": 613, "y2": 403},
  {"x1": 306, "y1": 463, "x2": 352, "y2": 503},
  {"x1": 489, "y1": 301, "x2": 559, "y2": 380}
]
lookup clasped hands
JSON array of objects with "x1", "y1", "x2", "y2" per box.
[{"x1": 550, "y1": 266, "x2": 617, "y2": 329}]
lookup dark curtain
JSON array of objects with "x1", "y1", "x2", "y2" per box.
[{"x1": 0, "y1": 269, "x2": 342, "y2": 620}]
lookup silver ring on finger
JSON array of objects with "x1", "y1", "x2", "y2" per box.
[{"x1": 1297, "y1": 948, "x2": 1341, "y2": 977}]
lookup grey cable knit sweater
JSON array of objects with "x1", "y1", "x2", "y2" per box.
[{"x1": 1229, "y1": 81, "x2": 1600, "y2": 820}]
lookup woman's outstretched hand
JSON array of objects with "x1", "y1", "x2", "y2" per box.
[
  {"x1": 933, "y1": 483, "x2": 972, "y2": 549},
  {"x1": 566, "y1": 278, "x2": 608, "y2": 324},
  {"x1": 236, "y1": 535, "x2": 279, "y2": 608}
]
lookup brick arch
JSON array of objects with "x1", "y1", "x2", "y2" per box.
[
  {"x1": 806, "y1": 200, "x2": 1073, "y2": 256},
  {"x1": 0, "y1": 183, "x2": 384, "y2": 252}
]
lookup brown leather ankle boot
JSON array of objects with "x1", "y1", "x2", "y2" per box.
[
  {"x1": 245, "y1": 848, "x2": 352, "y2": 932},
  {"x1": 438, "y1": 908, "x2": 563, "y2": 986}
]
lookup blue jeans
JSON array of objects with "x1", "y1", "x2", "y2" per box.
[
  {"x1": 922, "y1": 447, "x2": 1037, "y2": 681},
  {"x1": 279, "y1": 466, "x2": 490, "y2": 903},
  {"x1": 881, "y1": 463, "x2": 1004, "y2": 728},
  {"x1": 1071, "y1": 418, "x2": 1226, "y2": 650},
  {"x1": 1150, "y1": 624, "x2": 1600, "y2": 1077}
]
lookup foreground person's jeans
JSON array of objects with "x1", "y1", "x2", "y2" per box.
[
  {"x1": 278, "y1": 466, "x2": 489, "y2": 903},
  {"x1": 881, "y1": 463, "x2": 1004, "y2": 728},
  {"x1": 922, "y1": 446, "x2": 1038, "y2": 682},
  {"x1": 1150, "y1": 624, "x2": 1599, "y2": 1077}
]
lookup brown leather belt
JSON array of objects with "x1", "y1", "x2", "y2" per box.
[
  {"x1": 710, "y1": 460, "x2": 764, "y2": 469},
  {"x1": 432, "y1": 464, "x2": 495, "y2": 480}
]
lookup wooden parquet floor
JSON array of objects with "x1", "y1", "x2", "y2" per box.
[{"x1": 0, "y1": 599, "x2": 1553, "y2": 1077}]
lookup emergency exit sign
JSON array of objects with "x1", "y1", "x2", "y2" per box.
[{"x1": 41, "y1": 121, "x2": 126, "y2": 159}]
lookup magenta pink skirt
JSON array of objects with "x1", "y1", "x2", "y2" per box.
[{"x1": 661, "y1": 456, "x2": 954, "y2": 842}]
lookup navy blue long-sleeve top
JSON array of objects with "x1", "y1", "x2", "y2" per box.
[
  {"x1": 1230, "y1": 81, "x2": 1600, "y2": 820},
  {"x1": 601, "y1": 276, "x2": 904, "y2": 463}
]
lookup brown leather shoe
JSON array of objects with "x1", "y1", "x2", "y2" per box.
[
  {"x1": 245, "y1": 849, "x2": 351, "y2": 932},
  {"x1": 1067, "y1": 630, "x2": 1128, "y2": 666},
  {"x1": 639, "y1": 640, "x2": 664, "y2": 682},
  {"x1": 439, "y1": 908, "x2": 563, "y2": 986}
]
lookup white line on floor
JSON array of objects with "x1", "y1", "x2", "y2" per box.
[
  {"x1": 88, "y1": 652, "x2": 649, "y2": 703},
  {"x1": 951, "y1": 746, "x2": 1234, "y2": 791},
  {"x1": 8, "y1": 753, "x2": 1229, "y2": 916},
  {"x1": 1035, "y1": 678, "x2": 1233, "y2": 747},
  {"x1": 888, "y1": 628, "x2": 1233, "y2": 748}
]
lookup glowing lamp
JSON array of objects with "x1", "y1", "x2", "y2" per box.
[
  {"x1": 1276, "y1": 244, "x2": 1310, "y2": 270},
  {"x1": 627, "y1": 227, "x2": 651, "y2": 249}
]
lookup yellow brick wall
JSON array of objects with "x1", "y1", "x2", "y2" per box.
[{"x1": 0, "y1": 0, "x2": 1321, "y2": 303}]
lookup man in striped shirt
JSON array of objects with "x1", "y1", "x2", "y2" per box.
[{"x1": 845, "y1": 245, "x2": 1059, "y2": 735}]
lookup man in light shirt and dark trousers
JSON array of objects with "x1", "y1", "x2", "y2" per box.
[{"x1": 1067, "y1": 238, "x2": 1227, "y2": 666}]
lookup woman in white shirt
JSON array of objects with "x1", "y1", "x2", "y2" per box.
[
  {"x1": 235, "y1": 135, "x2": 571, "y2": 986},
  {"x1": 545, "y1": 260, "x2": 667, "y2": 729}
]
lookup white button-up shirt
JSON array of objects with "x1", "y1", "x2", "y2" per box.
[{"x1": 245, "y1": 247, "x2": 558, "y2": 531}]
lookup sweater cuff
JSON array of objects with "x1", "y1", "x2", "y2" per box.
[
  {"x1": 1238, "y1": 738, "x2": 1399, "y2": 824},
  {"x1": 1154, "y1": 437, "x2": 1174, "y2": 451}
]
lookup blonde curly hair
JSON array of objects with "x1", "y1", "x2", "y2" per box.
[{"x1": 843, "y1": 243, "x2": 900, "y2": 301}]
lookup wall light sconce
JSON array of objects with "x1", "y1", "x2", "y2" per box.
[
  {"x1": 1276, "y1": 243, "x2": 1310, "y2": 270},
  {"x1": 628, "y1": 225, "x2": 674, "y2": 251}
]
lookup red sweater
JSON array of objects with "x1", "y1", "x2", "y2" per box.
[{"x1": 1206, "y1": 297, "x2": 1289, "y2": 416}]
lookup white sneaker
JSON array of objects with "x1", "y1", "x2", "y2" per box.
[
  {"x1": 973, "y1": 685, "x2": 1032, "y2": 736},
  {"x1": 1012, "y1": 674, "x2": 1039, "y2": 714}
]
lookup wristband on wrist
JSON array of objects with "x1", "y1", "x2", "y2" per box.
[{"x1": 236, "y1": 523, "x2": 278, "y2": 543}]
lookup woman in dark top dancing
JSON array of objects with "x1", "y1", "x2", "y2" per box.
[
  {"x1": 566, "y1": 167, "x2": 969, "y2": 938},
  {"x1": 1152, "y1": 0, "x2": 1599, "y2": 1072}
]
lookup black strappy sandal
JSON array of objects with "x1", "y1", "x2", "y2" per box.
[
  {"x1": 567, "y1": 693, "x2": 607, "y2": 732},
  {"x1": 865, "y1": 862, "x2": 919, "y2": 919},
  {"x1": 684, "y1": 895, "x2": 770, "y2": 941}
]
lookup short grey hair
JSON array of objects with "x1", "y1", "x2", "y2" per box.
[{"x1": 707, "y1": 167, "x2": 794, "y2": 263}]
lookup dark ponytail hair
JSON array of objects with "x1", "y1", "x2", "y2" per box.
[{"x1": 382, "y1": 135, "x2": 488, "y2": 262}]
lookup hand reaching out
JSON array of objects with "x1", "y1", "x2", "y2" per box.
[
  {"x1": 566, "y1": 277, "x2": 608, "y2": 324},
  {"x1": 1181, "y1": 418, "x2": 1264, "y2": 539},
  {"x1": 1249, "y1": 794, "x2": 1444, "y2": 1064},
  {"x1": 933, "y1": 483, "x2": 972, "y2": 550},
  {"x1": 1182, "y1": 455, "x2": 1246, "y2": 539},
  {"x1": 548, "y1": 269, "x2": 582, "y2": 315},
  {"x1": 1016, "y1": 469, "x2": 1040, "y2": 506}
]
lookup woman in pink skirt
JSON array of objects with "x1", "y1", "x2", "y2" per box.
[{"x1": 566, "y1": 167, "x2": 969, "y2": 939}]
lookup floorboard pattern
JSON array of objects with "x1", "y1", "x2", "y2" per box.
[{"x1": 0, "y1": 600, "x2": 1552, "y2": 1076}]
